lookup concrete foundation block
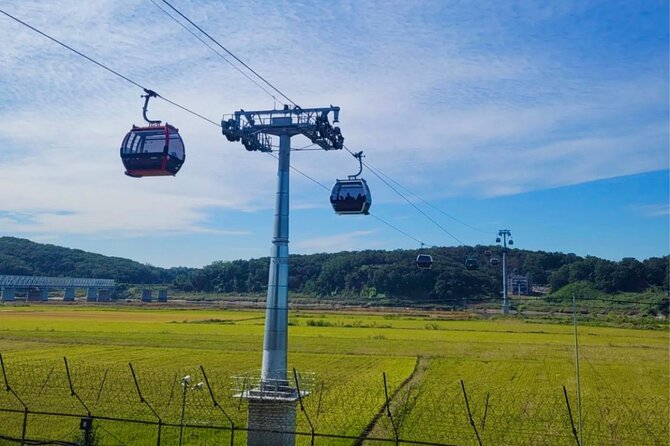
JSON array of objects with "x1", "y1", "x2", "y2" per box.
[{"x1": 247, "y1": 397, "x2": 297, "y2": 446}]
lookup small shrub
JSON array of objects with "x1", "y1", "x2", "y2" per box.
[{"x1": 306, "y1": 319, "x2": 332, "y2": 327}]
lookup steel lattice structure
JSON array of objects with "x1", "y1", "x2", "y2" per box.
[{"x1": 0, "y1": 275, "x2": 115, "y2": 288}]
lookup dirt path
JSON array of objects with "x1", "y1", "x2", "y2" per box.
[{"x1": 354, "y1": 355, "x2": 430, "y2": 445}]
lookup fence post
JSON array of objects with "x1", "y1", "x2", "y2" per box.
[
  {"x1": 178, "y1": 375, "x2": 189, "y2": 446},
  {"x1": 382, "y1": 372, "x2": 399, "y2": 446},
  {"x1": 1, "y1": 353, "x2": 29, "y2": 445},
  {"x1": 481, "y1": 392, "x2": 490, "y2": 431},
  {"x1": 293, "y1": 368, "x2": 315, "y2": 446},
  {"x1": 200, "y1": 365, "x2": 235, "y2": 446},
  {"x1": 562, "y1": 386, "x2": 581, "y2": 446},
  {"x1": 315, "y1": 381, "x2": 324, "y2": 426},
  {"x1": 63, "y1": 357, "x2": 93, "y2": 445},
  {"x1": 460, "y1": 380, "x2": 483, "y2": 446},
  {"x1": 129, "y1": 363, "x2": 162, "y2": 446}
]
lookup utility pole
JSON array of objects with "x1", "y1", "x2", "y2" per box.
[
  {"x1": 222, "y1": 105, "x2": 343, "y2": 446},
  {"x1": 496, "y1": 229, "x2": 513, "y2": 315}
]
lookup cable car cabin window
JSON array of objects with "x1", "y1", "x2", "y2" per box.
[
  {"x1": 131, "y1": 133, "x2": 142, "y2": 153},
  {"x1": 121, "y1": 133, "x2": 140, "y2": 155},
  {"x1": 143, "y1": 131, "x2": 167, "y2": 153},
  {"x1": 168, "y1": 131, "x2": 185, "y2": 160}
]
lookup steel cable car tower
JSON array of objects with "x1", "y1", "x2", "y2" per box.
[
  {"x1": 222, "y1": 105, "x2": 342, "y2": 445},
  {"x1": 496, "y1": 229, "x2": 513, "y2": 315}
]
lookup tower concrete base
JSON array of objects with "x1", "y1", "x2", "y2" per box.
[{"x1": 246, "y1": 396, "x2": 298, "y2": 446}]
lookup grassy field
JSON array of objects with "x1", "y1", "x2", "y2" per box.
[{"x1": 0, "y1": 304, "x2": 667, "y2": 445}]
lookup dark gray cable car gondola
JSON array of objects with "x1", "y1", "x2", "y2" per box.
[
  {"x1": 416, "y1": 243, "x2": 433, "y2": 269},
  {"x1": 120, "y1": 89, "x2": 185, "y2": 178},
  {"x1": 465, "y1": 257, "x2": 479, "y2": 270},
  {"x1": 417, "y1": 254, "x2": 433, "y2": 269},
  {"x1": 331, "y1": 151, "x2": 371, "y2": 215},
  {"x1": 490, "y1": 257, "x2": 500, "y2": 266}
]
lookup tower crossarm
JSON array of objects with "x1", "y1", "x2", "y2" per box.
[{"x1": 221, "y1": 106, "x2": 343, "y2": 151}]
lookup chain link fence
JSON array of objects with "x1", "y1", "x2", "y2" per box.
[{"x1": 0, "y1": 355, "x2": 666, "y2": 445}]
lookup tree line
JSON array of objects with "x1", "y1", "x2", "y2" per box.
[
  {"x1": 1, "y1": 237, "x2": 667, "y2": 301},
  {"x1": 173, "y1": 246, "x2": 668, "y2": 301}
]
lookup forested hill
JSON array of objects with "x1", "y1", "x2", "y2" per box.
[
  {"x1": 0, "y1": 236, "x2": 667, "y2": 301},
  {"x1": 0, "y1": 237, "x2": 187, "y2": 283},
  {"x1": 175, "y1": 247, "x2": 668, "y2": 300}
]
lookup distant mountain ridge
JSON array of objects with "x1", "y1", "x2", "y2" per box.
[{"x1": 0, "y1": 237, "x2": 182, "y2": 284}]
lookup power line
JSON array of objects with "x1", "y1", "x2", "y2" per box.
[
  {"x1": 149, "y1": 0, "x2": 283, "y2": 107},
  {"x1": 3, "y1": 4, "x2": 471, "y2": 250},
  {"x1": 369, "y1": 214, "x2": 426, "y2": 246},
  {"x1": 151, "y1": 2, "x2": 480, "y2": 248},
  {"x1": 160, "y1": 0, "x2": 299, "y2": 108},
  {"x1": 0, "y1": 9, "x2": 143, "y2": 90},
  {"x1": 343, "y1": 144, "x2": 467, "y2": 246},
  {"x1": 365, "y1": 162, "x2": 491, "y2": 235},
  {"x1": 1, "y1": 5, "x2": 430, "y2": 249},
  {"x1": 0, "y1": 8, "x2": 221, "y2": 128}
]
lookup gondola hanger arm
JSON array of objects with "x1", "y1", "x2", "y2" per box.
[
  {"x1": 141, "y1": 88, "x2": 161, "y2": 125},
  {"x1": 348, "y1": 151, "x2": 364, "y2": 179}
]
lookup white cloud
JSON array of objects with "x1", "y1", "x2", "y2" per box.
[
  {"x1": 630, "y1": 204, "x2": 670, "y2": 218},
  {"x1": 293, "y1": 230, "x2": 376, "y2": 253},
  {"x1": 0, "y1": 0, "x2": 666, "y2": 242}
]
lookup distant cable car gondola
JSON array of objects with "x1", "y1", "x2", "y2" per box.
[
  {"x1": 490, "y1": 257, "x2": 500, "y2": 266},
  {"x1": 120, "y1": 89, "x2": 185, "y2": 178},
  {"x1": 417, "y1": 254, "x2": 433, "y2": 269},
  {"x1": 331, "y1": 151, "x2": 371, "y2": 215},
  {"x1": 465, "y1": 257, "x2": 479, "y2": 270},
  {"x1": 416, "y1": 243, "x2": 433, "y2": 269}
]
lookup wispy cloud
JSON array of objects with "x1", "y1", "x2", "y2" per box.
[
  {"x1": 630, "y1": 204, "x2": 670, "y2": 218},
  {"x1": 293, "y1": 230, "x2": 376, "y2": 253},
  {"x1": 0, "y1": 0, "x2": 666, "y2": 245}
]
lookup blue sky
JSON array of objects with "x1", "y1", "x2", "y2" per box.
[{"x1": 0, "y1": 0, "x2": 667, "y2": 268}]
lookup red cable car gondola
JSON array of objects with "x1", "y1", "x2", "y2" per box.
[{"x1": 120, "y1": 89, "x2": 185, "y2": 178}]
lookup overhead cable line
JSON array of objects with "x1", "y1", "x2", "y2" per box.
[
  {"x1": 150, "y1": 2, "x2": 480, "y2": 248},
  {"x1": 160, "y1": 0, "x2": 300, "y2": 108},
  {"x1": 0, "y1": 8, "x2": 221, "y2": 128},
  {"x1": 3, "y1": 4, "x2": 458, "y2": 251},
  {"x1": 149, "y1": 0, "x2": 283, "y2": 107},
  {"x1": 365, "y1": 162, "x2": 491, "y2": 234},
  {"x1": 368, "y1": 214, "x2": 427, "y2": 246},
  {"x1": 152, "y1": 2, "x2": 431, "y2": 247},
  {"x1": 342, "y1": 144, "x2": 467, "y2": 246}
]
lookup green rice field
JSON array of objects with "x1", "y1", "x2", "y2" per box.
[{"x1": 0, "y1": 304, "x2": 667, "y2": 445}]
